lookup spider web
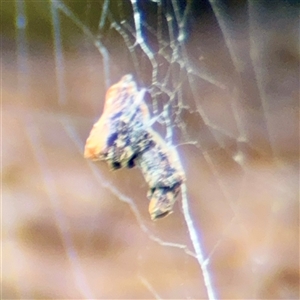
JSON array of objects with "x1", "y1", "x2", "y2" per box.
[{"x1": 2, "y1": 0, "x2": 299, "y2": 299}]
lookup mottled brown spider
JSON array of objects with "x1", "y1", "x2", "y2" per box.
[{"x1": 84, "y1": 75, "x2": 185, "y2": 220}]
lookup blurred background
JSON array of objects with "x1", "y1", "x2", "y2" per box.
[{"x1": 2, "y1": 0, "x2": 299, "y2": 299}]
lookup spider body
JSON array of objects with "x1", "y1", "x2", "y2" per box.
[
  {"x1": 84, "y1": 74, "x2": 185, "y2": 220},
  {"x1": 84, "y1": 74, "x2": 151, "y2": 168}
]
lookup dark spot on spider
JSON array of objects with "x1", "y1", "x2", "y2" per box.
[
  {"x1": 153, "y1": 211, "x2": 170, "y2": 219},
  {"x1": 158, "y1": 151, "x2": 169, "y2": 161},
  {"x1": 156, "y1": 186, "x2": 173, "y2": 193},
  {"x1": 111, "y1": 112, "x2": 122, "y2": 120},
  {"x1": 112, "y1": 162, "x2": 121, "y2": 169},
  {"x1": 127, "y1": 154, "x2": 138, "y2": 168},
  {"x1": 107, "y1": 132, "x2": 118, "y2": 146},
  {"x1": 171, "y1": 182, "x2": 182, "y2": 190}
]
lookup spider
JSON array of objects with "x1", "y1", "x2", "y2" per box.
[
  {"x1": 84, "y1": 74, "x2": 152, "y2": 169},
  {"x1": 84, "y1": 74, "x2": 185, "y2": 220}
]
